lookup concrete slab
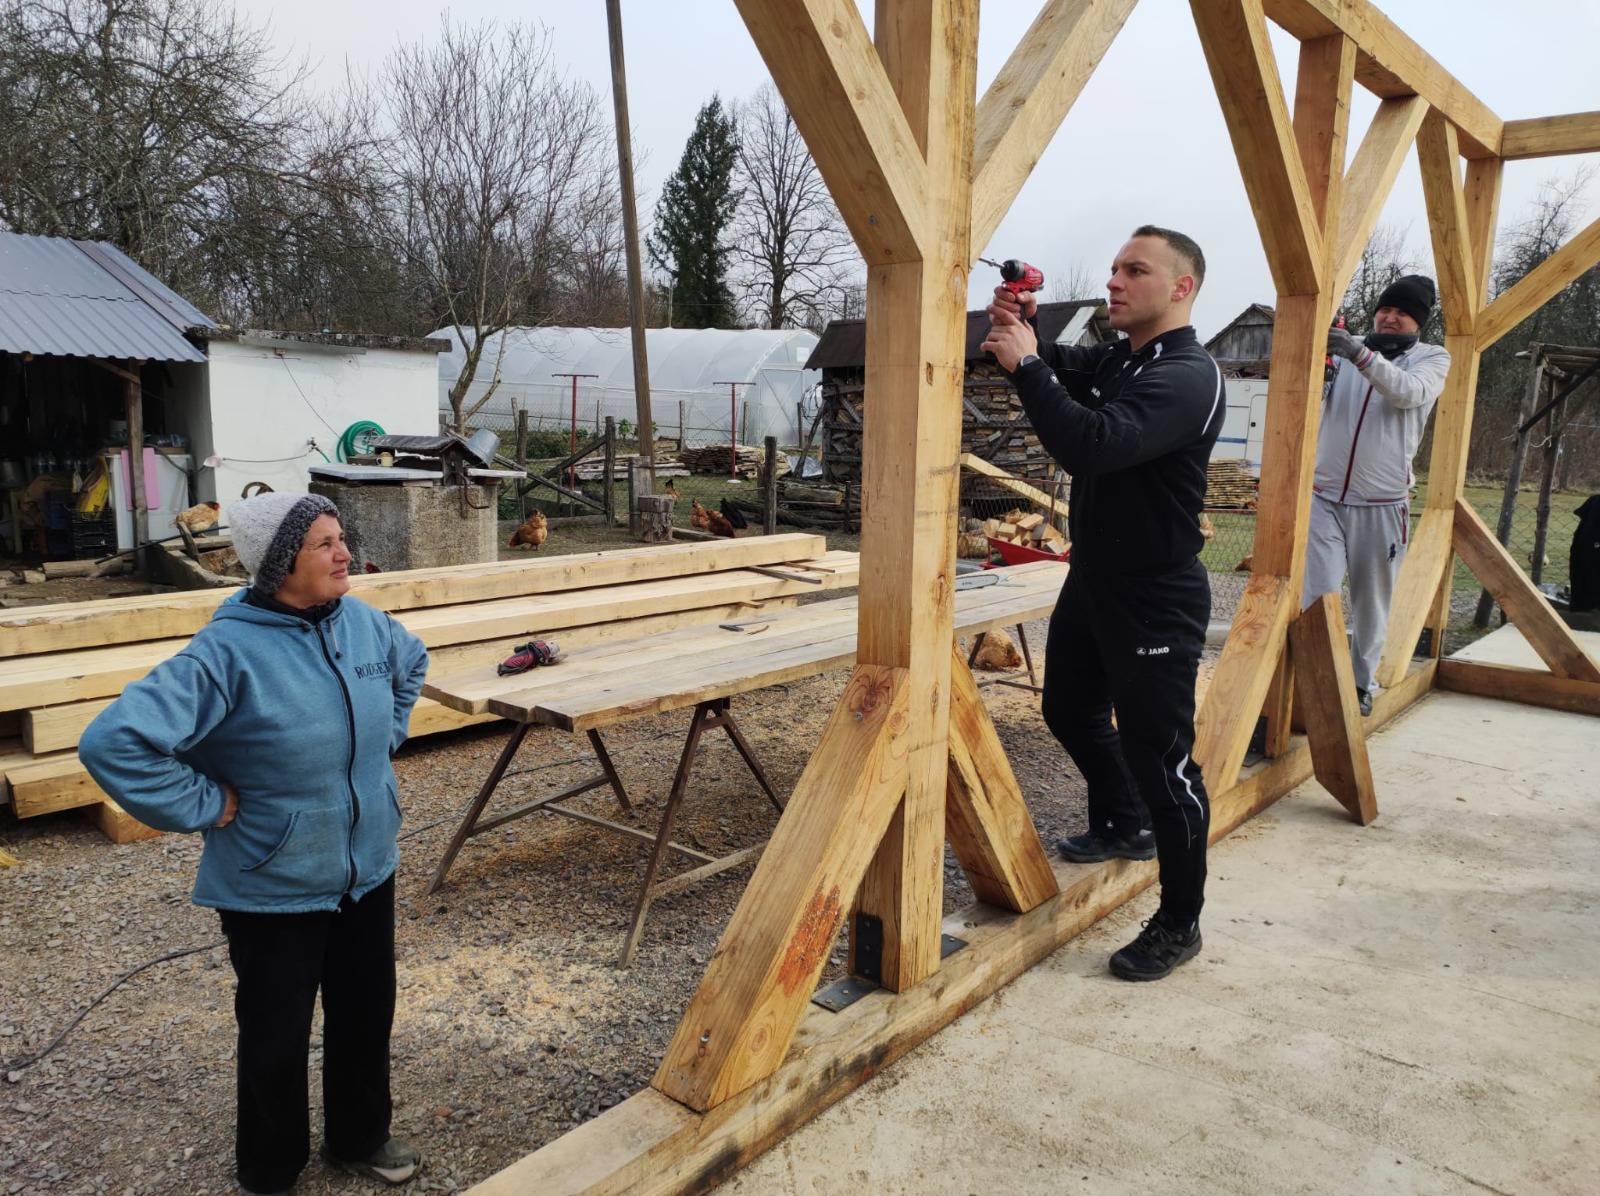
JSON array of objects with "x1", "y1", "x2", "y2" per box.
[
  {"x1": 1450, "y1": 621, "x2": 1600, "y2": 669},
  {"x1": 724, "y1": 689, "x2": 1600, "y2": 1195}
]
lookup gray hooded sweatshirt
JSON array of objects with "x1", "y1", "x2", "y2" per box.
[{"x1": 1312, "y1": 341, "x2": 1452, "y2": 506}]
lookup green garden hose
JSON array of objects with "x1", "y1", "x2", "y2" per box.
[{"x1": 337, "y1": 420, "x2": 385, "y2": 462}]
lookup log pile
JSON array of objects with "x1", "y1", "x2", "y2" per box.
[
  {"x1": 679, "y1": 444, "x2": 786, "y2": 478},
  {"x1": 0, "y1": 535, "x2": 858, "y2": 842},
  {"x1": 1206, "y1": 459, "x2": 1259, "y2": 509},
  {"x1": 572, "y1": 455, "x2": 689, "y2": 481},
  {"x1": 819, "y1": 363, "x2": 1056, "y2": 496},
  {"x1": 721, "y1": 479, "x2": 862, "y2": 531},
  {"x1": 979, "y1": 509, "x2": 1068, "y2": 553}
]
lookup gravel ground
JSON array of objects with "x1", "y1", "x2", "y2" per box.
[{"x1": 0, "y1": 613, "x2": 1228, "y2": 1196}]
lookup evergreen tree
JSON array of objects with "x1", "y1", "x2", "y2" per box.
[{"x1": 648, "y1": 96, "x2": 741, "y2": 328}]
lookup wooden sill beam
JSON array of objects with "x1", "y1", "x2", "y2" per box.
[{"x1": 1436, "y1": 659, "x2": 1600, "y2": 717}]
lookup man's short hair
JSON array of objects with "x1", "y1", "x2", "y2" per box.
[{"x1": 1131, "y1": 224, "x2": 1206, "y2": 290}]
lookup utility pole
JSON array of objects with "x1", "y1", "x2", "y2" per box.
[{"x1": 606, "y1": 0, "x2": 656, "y2": 486}]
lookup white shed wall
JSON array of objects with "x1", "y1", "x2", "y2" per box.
[{"x1": 197, "y1": 338, "x2": 442, "y2": 516}]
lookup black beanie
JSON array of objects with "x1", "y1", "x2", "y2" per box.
[{"x1": 1375, "y1": 274, "x2": 1436, "y2": 328}]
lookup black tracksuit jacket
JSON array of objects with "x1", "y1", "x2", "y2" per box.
[{"x1": 1007, "y1": 323, "x2": 1224, "y2": 576}]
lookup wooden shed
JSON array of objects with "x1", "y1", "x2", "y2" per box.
[
  {"x1": 804, "y1": 299, "x2": 1111, "y2": 502},
  {"x1": 1205, "y1": 302, "x2": 1276, "y2": 378}
]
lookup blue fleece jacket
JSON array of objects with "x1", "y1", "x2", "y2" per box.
[{"x1": 79, "y1": 590, "x2": 429, "y2": 913}]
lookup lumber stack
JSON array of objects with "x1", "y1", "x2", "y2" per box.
[
  {"x1": 0, "y1": 534, "x2": 858, "y2": 841},
  {"x1": 979, "y1": 510, "x2": 1068, "y2": 553},
  {"x1": 721, "y1": 479, "x2": 863, "y2": 530},
  {"x1": 572, "y1": 455, "x2": 689, "y2": 481},
  {"x1": 1206, "y1": 459, "x2": 1259, "y2": 509},
  {"x1": 678, "y1": 444, "x2": 785, "y2": 478}
]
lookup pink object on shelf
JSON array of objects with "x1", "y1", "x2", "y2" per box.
[{"x1": 118, "y1": 448, "x2": 161, "y2": 509}]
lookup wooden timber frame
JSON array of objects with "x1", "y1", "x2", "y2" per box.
[{"x1": 472, "y1": 2, "x2": 1600, "y2": 1190}]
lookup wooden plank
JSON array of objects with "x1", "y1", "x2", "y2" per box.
[
  {"x1": 958, "y1": 454, "x2": 1070, "y2": 521},
  {"x1": 1476, "y1": 213, "x2": 1600, "y2": 352},
  {"x1": 1464, "y1": 157, "x2": 1504, "y2": 308},
  {"x1": 1261, "y1": 646, "x2": 1295, "y2": 758},
  {"x1": 968, "y1": 0, "x2": 1137, "y2": 254},
  {"x1": 1290, "y1": 593, "x2": 1377, "y2": 824},
  {"x1": 1261, "y1": 0, "x2": 1500, "y2": 158},
  {"x1": 653, "y1": 666, "x2": 911, "y2": 1112},
  {"x1": 1291, "y1": 33, "x2": 1355, "y2": 230},
  {"x1": 1452, "y1": 498, "x2": 1600, "y2": 683},
  {"x1": 0, "y1": 638, "x2": 185, "y2": 715},
  {"x1": 1193, "y1": 574, "x2": 1294, "y2": 794},
  {"x1": 1332, "y1": 95, "x2": 1427, "y2": 301},
  {"x1": 1190, "y1": 0, "x2": 1323, "y2": 295},
  {"x1": 87, "y1": 798, "x2": 161, "y2": 844},
  {"x1": 24, "y1": 698, "x2": 114, "y2": 754},
  {"x1": 9, "y1": 752, "x2": 104, "y2": 818},
  {"x1": 943, "y1": 649, "x2": 1058, "y2": 911},
  {"x1": 1499, "y1": 111, "x2": 1600, "y2": 160},
  {"x1": 1423, "y1": 335, "x2": 1482, "y2": 511},
  {"x1": 474, "y1": 660, "x2": 1439, "y2": 1196},
  {"x1": 1436, "y1": 659, "x2": 1600, "y2": 717},
  {"x1": 1416, "y1": 111, "x2": 1479, "y2": 333},
  {"x1": 1374, "y1": 506, "x2": 1454, "y2": 689},
  {"x1": 731, "y1": 0, "x2": 926, "y2": 264},
  {"x1": 0, "y1": 534, "x2": 828, "y2": 658}
]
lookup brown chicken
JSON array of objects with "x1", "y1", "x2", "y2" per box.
[
  {"x1": 973, "y1": 629, "x2": 1024, "y2": 672},
  {"x1": 508, "y1": 510, "x2": 549, "y2": 550},
  {"x1": 689, "y1": 498, "x2": 712, "y2": 531},
  {"x1": 663, "y1": 478, "x2": 679, "y2": 498},
  {"x1": 174, "y1": 501, "x2": 221, "y2": 535}
]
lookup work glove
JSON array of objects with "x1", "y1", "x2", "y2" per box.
[{"x1": 1326, "y1": 326, "x2": 1366, "y2": 362}]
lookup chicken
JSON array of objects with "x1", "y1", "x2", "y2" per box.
[
  {"x1": 508, "y1": 510, "x2": 549, "y2": 550},
  {"x1": 1234, "y1": 553, "x2": 1253, "y2": 573},
  {"x1": 174, "y1": 501, "x2": 221, "y2": 535},
  {"x1": 1198, "y1": 512, "x2": 1215, "y2": 540},
  {"x1": 690, "y1": 498, "x2": 712, "y2": 531},
  {"x1": 719, "y1": 498, "x2": 749, "y2": 530},
  {"x1": 663, "y1": 478, "x2": 679, "y2": 499},
  {"x1": 363, "y1": 561, "x2": 383, "y2": 574},
  {"x1": 973, "y1": 629, "x2": 1024, "y2": 672}
]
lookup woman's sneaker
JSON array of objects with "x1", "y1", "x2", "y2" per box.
[
  {"x1": 325, "y1": 1137, "x2": 422, "y2": 1185},
  {"x1": 1056, "y1": 828, "x2": 1156, "y2": 863},
  {"x1": 1109, "y1": 914, "x2": 1202, "y2": 981}
]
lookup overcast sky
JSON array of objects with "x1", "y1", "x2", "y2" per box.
[{"x1": 258, "y1": 0, "x2": 1599, "y2": 339}]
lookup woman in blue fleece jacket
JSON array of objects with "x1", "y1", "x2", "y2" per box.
[{"x1": 79, "y1": 492, "x2": 429, "y2": 1195}]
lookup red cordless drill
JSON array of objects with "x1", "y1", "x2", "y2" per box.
[
  {"x1": 980, "y1": 257, "x2": 1045, "y2": 297},
  {"x1": 1324, "y1": 312, "x2": 1345, "y2": 383}
]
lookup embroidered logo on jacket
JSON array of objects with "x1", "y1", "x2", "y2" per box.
[{"x1": 354, "y1": 661, "x2": 392, "y2": 680}]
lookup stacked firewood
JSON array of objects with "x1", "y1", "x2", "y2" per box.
[
  {"x1": 679, "y1": 444, "x2": 781, "y2": 478},
  {"x1": 1206, "y1": 460, "x2": 1259, "y2": 509},
  {"x1": 975, "y1": 509, "x2": 1068, "y2": 553}
]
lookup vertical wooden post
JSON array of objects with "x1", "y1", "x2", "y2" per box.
[
  {"x1": 603, "y1": 416, "x2": 617, "y2": 527},
  {"x1": 1531, "y1": 399, "x2": 1566, "y2": 587},
  {"x1": 514, "y1": 408, "x2": 530, "y2": 523},
  {"x1": 849, "y1": 0, "x2": 976, "y2": 993},
  {"x1": 762, "y1": 435, "x2": 779, "y2": 536},
  {"x1": 1476, "y1": 346, "x2": 1543, "y2": 625},
  {"x1": 678, "y1": 400, "x2": 685, "y2": 451},
  {"x1": 124, "y1": 363, "x2": 148, "y2": 551}
]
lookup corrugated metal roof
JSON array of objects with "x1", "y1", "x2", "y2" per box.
[{"x1": 0, "y1": 232, "x2": 216, "y2": 362}]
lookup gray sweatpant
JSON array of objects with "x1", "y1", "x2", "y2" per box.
[{"x1": 1301, "y1": 493, "x2": 1410, "y2": 693}]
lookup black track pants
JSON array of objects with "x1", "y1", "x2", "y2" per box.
[
  {"x1": 1041, "y1": 563, "x2": 1212, "y2": 925},
  {"x1": 218, "y1": 874, "x2": 396, "y2": 1193}
]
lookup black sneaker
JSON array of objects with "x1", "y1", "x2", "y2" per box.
[
  {"x1": 1357, "y1": 688, "x2": 1373, "y2": 716},
  {"x1": 1057, "y1": 828, "x2": 1156, "y2": 863},
  {"x1": 1109, "y1": 915, "x2": 1202, "y2": 981}
]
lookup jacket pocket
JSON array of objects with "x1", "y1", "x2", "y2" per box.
[{"x1": 239, "y1": 805, "x2": 349, "y2": 894}]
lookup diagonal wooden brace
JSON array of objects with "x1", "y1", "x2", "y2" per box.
[{"x1": 1292, "y1": 592, "x2": 1378, "y2": 824}]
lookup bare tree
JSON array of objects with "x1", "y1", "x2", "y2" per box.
[
  {"x1": 1046, "y1": 260, "x2": 1098, "y2": 304},
  {"x1": 731, "y1": 83, "x2": 858, "y2": 330},
  {"x1": 354, "y1": 19, "x2": 610, "y2": 432}
]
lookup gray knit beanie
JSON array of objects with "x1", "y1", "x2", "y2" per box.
[{"x1": 225, "y1": 492, "x2": 340, "y2": 596}]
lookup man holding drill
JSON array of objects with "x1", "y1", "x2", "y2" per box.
[
  {"x1": 981, "y1": 226, "x2": 1223, "y2": 981},
  {"x1": 1308, "y1": 275, "x2": 1451, "y2": 714}
]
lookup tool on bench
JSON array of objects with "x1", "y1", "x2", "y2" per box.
[
  {"x1": 497, "y1": 639, "x2": 563, "y2": 676},
  {"x1": 979, "y1": 257, "x2": 1045, "y2": 297},
  {"x1": 719, "y1": 620, "x2": 770, "y2": 634},
  {"x1": 745, "y1": 564, "x2": 825, "y2": 585}
]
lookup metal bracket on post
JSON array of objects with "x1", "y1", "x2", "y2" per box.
[{"x1": 810, "y1": 916, "x2": 968, "y2": 1013}]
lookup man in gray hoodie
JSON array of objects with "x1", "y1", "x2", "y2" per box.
[{"x1": 1304, "y1": 274, "x2": 1452, "y2": 714}]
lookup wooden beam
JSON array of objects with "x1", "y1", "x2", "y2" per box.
[
  {"x1": 1374, "y1": 506, "x2": 1454, "y2": 689},
  {"x1": 1463, "y1": 157, "x2": 1504, "y2": 308},
  {"x1": 1332, "y1": 95, "x2": 1428, "y2": 301},
  {"x1": 1499, "y1": 111, "x2": 1600, "y2": 160},
  {"x1": 958, "y1": 453, "x2": 1070, "y2": 521},
  {"x1": 653, "y1": 666, "x2": 910, "y2": 1113},
  {"x1": 731, "y1": 0, "x2": 927, "y2": 264},
  {"x1": 1191, "y1": 0, "x2": 1323, "y2": 294},
  {"x1": 851, "y1": 0, "x2": 978, "y2": 994},
  {"x1": 1291, "y1": 593, "x2": 1377, "y2": 824},
  {"x1": 471, "y1": 659, "x2": 1439, "y2": 1196},
  {"x1": 1423, "y1": 335, "x2": 1482, "y2": 511},
  {"x1": 944, "y1": 649, "x2": 1058, "y2": 911},
  {"x1": 1193, "y1": 573, "x2": 1295, "y2": 794},
  {"x1": 1416, "y1": 111, "x2": 1479, "y2": 333},
  {"x1": 1292, "y1": 33, "x2": 1356, "y2": 230},
  {"x1": 968, "y1": 0, "x2": 1137, "y2": 255},
  {"x1": 1436, "y1": 659, "x2": 1600, "y2": 717},
  {"x1": 1452, "y1": 498, "x2": 1600, "y2": 683},
  {"x1": 1261, "y1": 646, "x2": 1295, "y2": 757},
  {"x1": 1476, "y1": 213, "x2": 1600, "y2": 352},
  {"x1": 1261, "y1": 0, "x2": 1501, "y2": 158}
]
